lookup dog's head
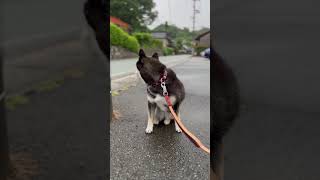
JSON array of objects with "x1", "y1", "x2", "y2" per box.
[{"x1": 136, "y1": 49, "x2": 166, "y2": 85}]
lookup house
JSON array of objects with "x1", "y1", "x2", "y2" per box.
[
  {"x1": 194, "y1": 30, "x2": 210, "y2": 47},
  {"x1": 110, "y1": 16, "x2": 130, "y2": 32},
  {"x1": 151, "y1": 32, "x2": 173, "y2": 47}
]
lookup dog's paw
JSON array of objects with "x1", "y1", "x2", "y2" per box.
[
  {"x1": 164, "y1": 119, "x2": 171, "y2": 125},
  {"x1": 145, "y1": 126, "x2": 153, "y2": 134},
  {"x1": 175, "y1": 122, "x2": 182, "y2": 133},
  {"x1": 175, "y1": 127, "x2": 182, "y2": 133}
]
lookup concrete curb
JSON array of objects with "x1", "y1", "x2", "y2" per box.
[{"x1": 111, "y1": 71, "x2": 138, "y2": 81}]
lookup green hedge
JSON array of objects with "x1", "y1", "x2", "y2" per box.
[
  {"x1": 110, "y1": 23, "x2": 140, "y2": 53},
  {"x1": 133, "y1": 32, "x2": 163, "y2": 49},
  {"x1": 163, "y1": 47, "x2": 174, "y2": 56}
]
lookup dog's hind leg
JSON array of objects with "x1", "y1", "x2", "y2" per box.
[{"x1": 146, "y1": 102, "x2": 156, "y2": 133}]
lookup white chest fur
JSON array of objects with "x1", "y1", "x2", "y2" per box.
[{"x1": 147, "y1": 94, "x2": 176, "y2": 111}]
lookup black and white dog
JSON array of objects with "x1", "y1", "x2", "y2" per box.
[
  {"x1": 212, "y1": 48, "x2": 240, "y2": 177},
  {"x1": 136, "y1": 49, "x2": 185, "y2": 134}
]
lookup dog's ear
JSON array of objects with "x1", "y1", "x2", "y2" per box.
[
  {"x1": 152, "y1": 52, "x2": 159, "y2": 60},
  {"x1": 139, "y1": 49, "x2": 146, "y2": 58}
]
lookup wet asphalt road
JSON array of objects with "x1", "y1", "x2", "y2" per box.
[
  {"x1": 2, "y1": 0, "x2": 86, "y2": 43},
  {"x1": 7, "y1": 57, "x2": 108, "y2": 180},
  {"x1": 111, "y1": 57, "x2": 210, "y2": 180},
  {"x1": 215, "y1": 0, "x2": 320, "y2": 179}
]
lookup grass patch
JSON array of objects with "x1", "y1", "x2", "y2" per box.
[
  {"x1": 111, "y1": 91, "x2": 120, "y2": 96},
  {"x1": 119, "y1": 85, "x2": 129, "y2": 91},
  {"x1": 4, "y1": 67, "x2": 87, "y2": 111},
  {"x1": 34, "y1": 78, "x2": 64, "y2": 93},
  {"x1": 5, "y1": 95, "x2": 29, "y2": 110}
]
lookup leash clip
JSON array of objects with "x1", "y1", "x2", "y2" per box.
[
  {"x1": 160, "y1": 81, "x2": 168, "y2": 96},
  {"x1": 160, "y1": 70, "x2": 168, "y2": 96}
]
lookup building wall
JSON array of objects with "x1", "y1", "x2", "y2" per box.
[
  {"x1": 198, "y1": 33, "x2": 210, "y2": 47},
  {"x1": 111, "y1": 46, "x2": 163, "y2": 60}
]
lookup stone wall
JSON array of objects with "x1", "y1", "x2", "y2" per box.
[
  {"x1": 110, "y1": 46, "x2": 137, "y2": 59},
  {"x1": 111, "y1": 46, "x2": 163, "y2": 60}
]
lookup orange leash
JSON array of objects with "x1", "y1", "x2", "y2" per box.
[
  {"x1": 166, "y1": 99, "x2": 210, "y2": 154},
  {"x1": 159, "y1": 70, "x2": 210, "y2": 154}
]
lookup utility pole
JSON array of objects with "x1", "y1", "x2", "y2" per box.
[
  {"x1": 192, "y1": 0, "x2": 200, "y2": 32},
  {"x1": 165, "y1": 21, "x2": 168, "y2": 33},
  {"x1": 0, "y1": 47, "x2": 9, "y2": 180}
]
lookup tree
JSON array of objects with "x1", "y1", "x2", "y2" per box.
[
  {"x1": 174, "y1": 38, "x2": 184, "y2": 53},
  {"x1": 110, "y1": 0, "x2": 158, "y2": 32}
]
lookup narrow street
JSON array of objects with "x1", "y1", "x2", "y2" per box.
[
  {"x1": 215, "y1": 0, "x2": 320, "y2": 179},
  {"x1": 111, "y1": 56, "x2": 210, "y2": 180},
  {"x1": 7, "y1": 54, "x2": 108, "y2": 180}
]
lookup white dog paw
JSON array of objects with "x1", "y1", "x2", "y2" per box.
[
  {"x1": 175, "y1": 123, "x2": 182, "y2": 133},
  {"x1": 145, "y1": 126, "x2": 153, "y2": 134},
  {"x1": 164, "y1": 119, "x2": 171, "y2": 125}
]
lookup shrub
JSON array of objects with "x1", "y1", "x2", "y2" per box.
[
  {"x1": 163, "y1": 47, "x2": 174, "y2": 56},
  {"x1": 125, "y1": 36, "x2": 140, "y2": 53},
  {"x1": 151, "y1": 39, "x2": 163, "y2": 49},
  {"x1": 110, "y1": 23, "x2": 140, "y2": 53},
  {"x1": 133, "y1": 32, "x2": 152, "y2": 46},
  {"x1": 110, "y1": 23, "x2": 123, "y2": 46},
  {"x1": 133, "y1": 32, "x2": 163, "y2": 49}
]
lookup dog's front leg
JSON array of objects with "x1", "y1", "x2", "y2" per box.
[
  {"x1": 174, "y1": 112, "x2": 182, "y2": 133},
  {"x1": 146, "y1": 101, "x2": 156, "y2": 133}
]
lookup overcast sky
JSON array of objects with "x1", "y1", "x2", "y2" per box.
[{"x1": 149, "y1": 0, "x2": 210, "y2": 30}]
